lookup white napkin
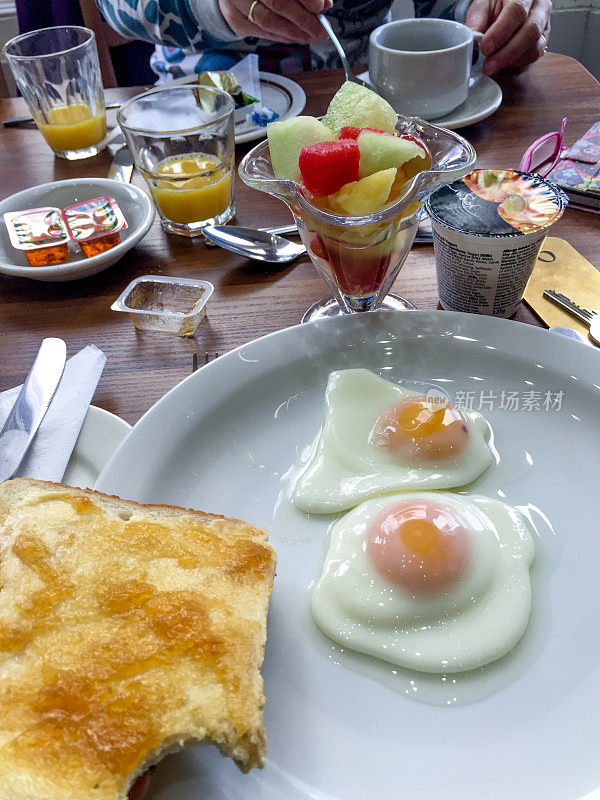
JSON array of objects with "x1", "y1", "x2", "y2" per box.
[
  {"x1": 0, "y1": 344, "x2": 107, "y2": 482},
  {"x1": 230, "y1": 54, "x2": 262, "y2": 104}
]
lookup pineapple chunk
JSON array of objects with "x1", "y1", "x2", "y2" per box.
[
  {"x1": 329, "y1": 167, "x2": 397, "y2": 216},
  {"x1": 322, "y1": 82, "x2": 398, "y2": 137}
]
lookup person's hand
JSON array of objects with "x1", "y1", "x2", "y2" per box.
[
  {"x1": 218, "y1": 0, "x2": 332, "y2": 43},
  {"x1": 465, "y1": 0, "x2": 552, "y2": 75}
]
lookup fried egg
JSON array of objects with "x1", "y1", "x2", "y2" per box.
[
  {"x1": 311, "y1": 492, "x2": 535, "y2": 673},
  {"x1": 291, "y1": 369, "x2": 493, "y2": 514}
]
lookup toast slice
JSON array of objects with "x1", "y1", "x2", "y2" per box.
[{"x1": 0, "y1": 478, "x2": 276, "y2": 800}]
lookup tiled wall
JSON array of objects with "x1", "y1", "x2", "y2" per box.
[
  {"x1": 548, "y1": 8, "x2": 600, "y2": 79},
  {"x1": 578, "y1": 10, "x2": 600, "y2": 79}
]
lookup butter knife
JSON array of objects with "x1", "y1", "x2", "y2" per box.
[
  {"x1": 107, "y1": 144, "x2": 134, "y2": 183},
  {"x1": 543, "y1": 289, "x2": 600, "y2": 346},
  {"x1": 0, "y1": 338, "x2": 67, "y2": 482}
]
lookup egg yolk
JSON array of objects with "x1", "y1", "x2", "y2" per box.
[
  {"x1": 366, "y1": 500, "x2": 471, "y2": 593},
  {"x1": 371, "y1": 397, "x2": 469, "y2": 461}
]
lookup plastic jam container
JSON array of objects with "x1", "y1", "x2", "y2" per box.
[
  {"x1": 111, "y1": 275, "x2": 214, "y2": 336},
  {"x1": 3, "y1": 206, "x2": 70, "y2": 266}
]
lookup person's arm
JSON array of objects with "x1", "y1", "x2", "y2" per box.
[
  {"x1": 465, "y1": 0, "x2": 552, "y2": 75},
  {"x1": 96, "y1": 0, "x2": 238, "y2": 49},
  {"x1": 96, "y1": 0, "x2": 329, "y2": 51}
]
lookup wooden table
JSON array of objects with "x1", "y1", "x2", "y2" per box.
[{"x1": 1, "y1": 53, "x2": 598, "y2": 424}]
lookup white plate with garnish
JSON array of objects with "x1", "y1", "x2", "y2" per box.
[
  {"x1": 175, "y1": 71, "x2": 306, "y2": 144},
  {"x1": 96, "y1": 311, "x2": 600, "y2": 800}
]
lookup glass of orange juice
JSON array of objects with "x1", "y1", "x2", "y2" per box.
[
  {"x1": 3, "y1": 26, "x2": 107, "y2": 160},
  {"x1": 117, "y1": 86, "x2": 235, "y2": 237}
]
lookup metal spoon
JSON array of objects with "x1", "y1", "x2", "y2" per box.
[
  {"x1": 318, "y1": 14, "x2": 371, "y2": 88},
  {"x1": 203, "y1": 219, "x2": 433, "y2": 262},
  {"x1": 202, "y1": 225, "x2": 306, "y2": 263}
]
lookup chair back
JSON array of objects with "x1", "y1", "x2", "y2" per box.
[
  {"x1": 0, "y1": 66, "x2": 9, "y2": 98},
  {"x1": 78, "y1": 0, "x2": 131, "y2": 88}
]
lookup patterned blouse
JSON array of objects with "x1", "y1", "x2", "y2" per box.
[{"x1": 95, "y1": 0, "x2": 471, "y2": 81}]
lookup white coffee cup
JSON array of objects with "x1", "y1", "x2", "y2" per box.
[{"x1": 369, "y1": 19, "x2": 484, "y2": 120}]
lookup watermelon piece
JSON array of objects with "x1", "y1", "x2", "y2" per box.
[
  {"x1": 299, "y1": 140, "x2": 360, "y2": 197},
  {"x1": 339, "y1": 125, "x2": 386, "y2": 140},
  {"x1": 322, "y1": 81, "x2": 398, "y2": 137},
  {"x1": 267, "y1": 116, "x2": 335, "y2": 181},
  {"x1": 357, "y1": 130, "x2": 427, "y2": 178},
  {"x1": 328, "y1": 168, "x2": 397, "y2": 216}
]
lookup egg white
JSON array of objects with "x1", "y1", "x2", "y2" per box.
[
  {"x1": 291, "y1": 369, "x2": 494, "y2": 514},
  {"x1": 311, "y1": 492, "x2": 535, "y2": 674}
]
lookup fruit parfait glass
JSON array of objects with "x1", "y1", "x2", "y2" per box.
[{"x1": 239, "y1": 82, "x2": 476, "y2": 322}]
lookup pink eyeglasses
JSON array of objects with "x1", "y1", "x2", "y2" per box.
[{"x1": 519, "y1": 117, "x2": 568, "y2": 177}]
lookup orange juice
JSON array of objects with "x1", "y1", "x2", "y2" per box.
[
  {"x1": 38, "y1": 103, "x2": 106, "y2": 151},
  {"x1": 147, "y1": 153, "x2": 233, "y2": 224}
]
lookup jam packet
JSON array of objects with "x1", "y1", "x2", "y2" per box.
[
  {"x1": 3, "y1": 206, "x2": 70, "y2": 267},
  {"x1": 62, "y1": 196, "x2": 127, "y2": 257}
]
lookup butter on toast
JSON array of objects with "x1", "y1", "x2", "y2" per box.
[{"x1": 0, "y1": 478, "x2": 276, "y2": 800}]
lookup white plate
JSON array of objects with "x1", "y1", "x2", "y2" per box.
[
  {"x1": 95, "y1": 311, "x2": 600, "y2": 800},
  {"x1": 0, "y1": 178, "x2": 155, "y2": 281},
  {"x1": 358, "y1": 71, "x2": 502, "y2": 130},
  {"x1": 63, "y1": 405, "x2": 131, "y2": 489},
  {"x1": 173, "y1": 71, "x2": 306, "y2": 144}
]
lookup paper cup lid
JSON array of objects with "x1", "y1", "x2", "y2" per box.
[{"x1": 425, "y1": 169, "x2": 568, "y2": 238}]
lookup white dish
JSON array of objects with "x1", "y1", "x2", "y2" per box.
[
  {"x1": 95, "y1": 311, "x2": 600, "y2": 800},
  {"x1": 0, "y1": 178, "x2": 155, "y2": 281},
  {"x1": 63, "y1": 405, "x2": 131, "y2": 489},
  {"x1": 174, "y1": 71, "x2": 306, "y2": 144},
  {"x1": 358, "y1": 71, "x2": 502, "y2": 129}
]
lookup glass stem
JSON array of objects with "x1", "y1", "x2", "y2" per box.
[{"x1": 342, "y1": 294, "x2": 379, "y2": 312}]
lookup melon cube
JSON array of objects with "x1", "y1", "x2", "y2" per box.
[
  {"x1": 299, "y1": 139, "x2": 360, "y2": 197},
  {"x1": 328, "y1": 167, "x2": 397, "y2": 216},
  {"x1": 267, "y1": 116, "x2": 335, "y2": 181},
  {"x1": 357, "y1": 130, "x2": 427, "y2": 178},
  {"x1": 322, "y1": 82, "x2": 398, "y2": 137}
]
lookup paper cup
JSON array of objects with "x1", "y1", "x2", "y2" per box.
[{"x1": 425, "y1": 169, "x2": 568, "y2": 318}]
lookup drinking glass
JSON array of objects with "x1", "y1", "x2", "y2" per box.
[
  {"x1": 118, "y1": 85, "x2": 235, "y2": 237},
  {"x1": 3, "y1": 26, "x2": 107, "y2": 160},
  {"x1": 239, "y1": 117, "x2": 476, "y2": 321}
]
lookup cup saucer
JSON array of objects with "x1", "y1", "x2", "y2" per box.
[{"x1": 357, "y1": 72, "x2": 502, "y2": 130}]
